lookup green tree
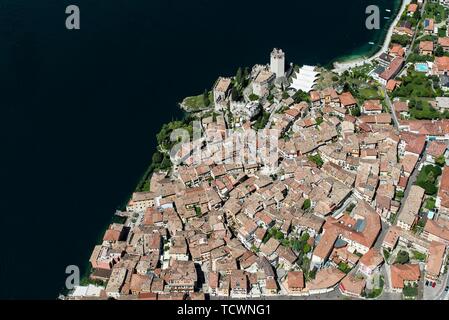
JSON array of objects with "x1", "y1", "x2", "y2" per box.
[
  {"x1": 203, "y1": 89, "x2": 210, "y2": 107},
  {"x1": 395, "y1": 250, "x2": 410, "y2": 265},
  {"x1": 249, "y1": 93, "x2": 259, "y2": 101},
  {"x1": 435, "y1": 155, "x2": 446, "y2": 167},
  {"x1": 436, "y1": 46, "x2": 445, "y2": 57},
  {"x1": 303, "y1": 243, "x2": 311, "y2": 254},
  {"x1": 152, "y1": 151, "x2": 163, "y2": 164},
  {"x1": 302, "y1": 199, "x2": 311, "y2": 210}
]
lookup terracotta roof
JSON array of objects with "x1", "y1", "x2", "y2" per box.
[
  {"x1": 419, "y1": 41, "x2": 434, "y2": 52},
  {"x1": 363, "y1": 100, "x2": 382, "y2": 112},
  {"x1": 424, "y1": 219, "x2": 449, "y2": 243},
  {"x1": 287, "y1": 271, "x2": 304, "y2": 289},
  {"x1": 380, "y1": 57, "x2": 404, "y2": 81},
  {"x1": 386, "y1": 79, "x2": 399, "y2": 91},
  {"x1": 438, "y1": 37, "x2": 449, "y2": 47},
  {"x1": 438, "y1": 166, "x2": 449, "y2": 210},
  {"x1": 359, "y1": 248, "x2": 384, "y2": 269},
  {"x1": 408, "y1": 4, "x2": 417, "y2": 12},
  {"x1": 306, "y1": 268, "x2": 346, "y2": 291},
  {"x1": 389, "y1": 44, "x2": 405, "y2": 57},
  {"x1": 426, "y1": 241, "x2": 446, "y2": 278},
  {"x1": 427, "y1": 141, "x2": 447, "y2": 157},
  {"x1": 340, "y1": 274, "x2": 366, "y2": 296},
  {"x1": 394, "y1": 101, "x2": 409, "y2": 112},
  {"x1": 435, "y1": 56, "x2": 449, "y2": 72},
  {"x1": 339, "y1": 92, "x2": 357, "y2": 107},
  {"x1": 391, "y1": 264, "x2": 420, "y2": 289},
  {"x1": 401, "y1": 132, "x2": 426, "y2": 155},
  {"x1": 103, "y1": 229, "x2": 121, "y2": 242}
]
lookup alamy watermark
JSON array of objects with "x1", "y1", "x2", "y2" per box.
[
  {"x1": 366, "y1": 5, "x2": 380, "y2": 30},
  {"x1": 66, "y1": 5, "x2": 80, "y2": 30}
]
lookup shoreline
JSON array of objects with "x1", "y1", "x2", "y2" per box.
[{"x1": 333, "y1": 0, "x2": 410, "y2": 74}]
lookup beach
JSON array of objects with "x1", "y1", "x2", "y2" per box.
[{"x1": 333, "y1": 0, "x2": 411, "y2": 74}]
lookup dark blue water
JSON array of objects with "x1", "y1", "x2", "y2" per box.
[{"x1": 0, "y1": 0, "x2": 400, "y2": 299}]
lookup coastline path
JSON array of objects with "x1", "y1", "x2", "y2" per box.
[{"x1": 333, "y1": 0, "x2": 411, "y2": 74}]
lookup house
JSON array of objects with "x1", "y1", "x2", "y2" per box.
[
  {"x1": 105, "y1": 267, "x2": 128, "y2": 298},
  {"x1": 259, "y1": 237, "x2": 280, "y2": 261},
  {"x1": 425, "y1": 241, "x2": 447, "y2": 280},
  {"x1": 285, "y1": 271, "x2": 305, "y2": 294},
  {"x1": 390, "y1": 264, "x2": 420, "y2": 293},
  {"x1": 407, "y1": 3, "x2": 418, "y2": 16},
  {"x1": 434, "y1": 56, "x2": 449, "y2": 75},
  {"x1": 339, "y1": 274, "x2": 366, "y2": 298},
  {"x1": 419, "y1": 41, "x2": 434, "y2": 56},
  {"x1": 389, "y1": 44, "x2": 405, "y2": 57},
  {"x1": 339, "y1": 92, "x2": 357, "y2": 110},
  {"x1": 127, "y1": 191, "x2": 156, "y2": 213},
  {"x1": 396, "y1": 185, "x2": 425, "y2": 231},
  {"x1": 436, "y1": 97, "x2": 449, "y2": 113},
  {"x1": 208, "y1": 272, "x2": 219, "y2": 296},
  {"x1": 164, "y1": 260, "x2": 197, "y2": 293},
  {"x1": 423, "y1": 219, "x2": 449, "y2": 246},
  {"x1": 378, "y1": 57, "x2": 404, "y2": 85},
  {"x1": 393, "y1": 100, "x2": 409, "y2": 117},
  {"x1": 230, "y1": 270, "x2": 248, "y2": 298},
  {"x1": 305, "y1": 268, "x2": 346, "y2": 295},
  {"x1": 359, "y1": 248, "x2": 384, "y2": 276},
  {"x1": 394, "y1": 24, "x2": 414, "y2": 37},
  {"x1": 438, "y1": 37, "x2": 449, "y2": 52},
  {"x1": 362, "y1": 100, "x2": 383, "y2": 115},
  {"x1": 386, "y1": 79, "x2": 400, "y2": 92},
  {"x1": 426, "y1": 141, "x2": 447, "y2": 163},
  {"x1": 213, "y1": 77, "x2": 232, "y2": 110},
  {"x1": 252, "y1": 69, "x2": 275, "y2": 97},
  {"x1": 437, "y1": 166, "x2": 449, "y2": 216},
  {"x1": 423, "y1": 19, "x2": 435, "y2": 35}
]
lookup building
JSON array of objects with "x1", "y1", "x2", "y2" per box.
[
  {"x1": 423, "y1": 219, "x2": 449, "y2": 246},
  {"x1": 305, "y1": 268, "x2": 346, "y2": 295},
  {"x1": 396, "y1": 185, "x2": 425, "y2": 231},
  {"x1": 126, "y1": 192, "x2": 156, "y2": 212},
  {"x1": 378, "y1": 57, "x2": 404, "y2": 85},
  {"x1": 390, "y1": 264, "x2": 420, "y2": 293},
  {"x1": 339, "y1": 274, "x2": 366, "y2": 298},
  {"x1": 423, "y1": 19, "x2": 435, "y2": 35},
  {"x1": 419, "y1": 41, "x2": 434, "y2": 56},
  {"x1": 105, "y1": 267, "x2": 128, "y2": 298},
  {"x1": 437, "y1": 166, "x2": 449, "y2": 216},
  {"x1": 213, "y1": 77, "x2": 232, "y2": 110},
  {"x1": 252, "y1": 69, "x2": 275, "y2": 97},
  {"x1": 438, "y1": 37, "x2": 449, "y2": 52},
  {"x1": 407, "y1": 3, "x2": 418, "y2": 16},
  {"x1": 425, "y1": 241, "x2": 447, "y2": 280},
  {"x1": 270, "y1": 48, "x2": 285, "y2": 79},
  {"x1": 359, "y1": 248, "x2": 384, "y2": 276},
  {"x1": 362, "y1": 100, "x2": 383, "y2": 115},
  {"x1": 284, "y1": 271, "x2": 305, "y2": 295}
]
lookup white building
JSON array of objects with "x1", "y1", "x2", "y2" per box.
[
  {"x1": 289, "y1": 66, "x2": 319, "y2": 92},
  {"x1": 270, "y1": 48, "x2": 285, "y2": 79}
]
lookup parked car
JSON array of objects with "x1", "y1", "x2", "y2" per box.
[
  {"x1": 425, "y1": 280, "x2": 429, "y2": 286},
  {"x1": 432, "y1": 282, "x2": 437, "y2": 288},
  {"x1": 445, "y1": 286, "x2": 449, "y2": 292}
]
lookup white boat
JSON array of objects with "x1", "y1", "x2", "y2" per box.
[
  {"x1": 369, "y1": 42, "x2": 375, "y2": 45},
  {"x1": 386, "y1": 9, "x2": 391, "y2": 12},
  {"x1": 384, "y1": 17, "x2": 390, "y2": 20}
]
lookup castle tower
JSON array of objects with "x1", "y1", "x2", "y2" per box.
[{"x1": 270, "y1": 48, "x2": 285, "y2": 79}]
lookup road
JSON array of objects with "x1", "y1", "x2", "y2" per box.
[{"x1": 382, "y1": 86, "x2": 399, "y2": 129}]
